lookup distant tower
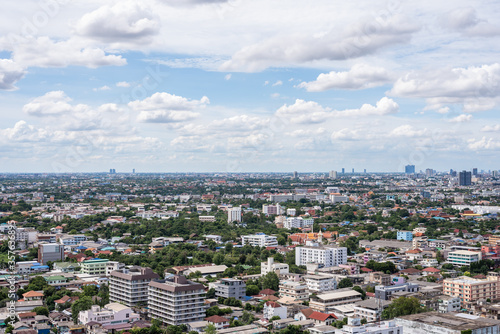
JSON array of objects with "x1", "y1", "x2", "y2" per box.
[
  {"x1": 293, "y1": 171, "x2": 298, "y2": 178},
  {"x1": 405, "y1": 165, "x2": 415, "y2": 174},
  {"x1": 473, "y1": 168, "x2": 478, "y2": 176},
  {"x1": 459, "y1": 171, "x2": 472, "y2": 186},
  {"x1": 342, "y1": 168, "x2": 345, "y2": 174},
  {"x1": 329, "y1": 171, "x2": 337, "y2": 179},
  {"x1": 352, "y1": 168, "x2": 354, "y2": 174},
  {"x1": 132, "y1": 169, "x2": 135, "y2": 173},
  {"x1": 364, "y1": 169, "x2": 366, "y2": 174},
  {"x1": 317, "y1": 228, "x2": 323, "y2": 244}
]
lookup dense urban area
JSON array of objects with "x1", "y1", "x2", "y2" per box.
[{"x1": 1, "y1": 168, "x2": 500, "y2": 334}]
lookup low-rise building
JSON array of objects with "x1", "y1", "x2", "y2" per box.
[
  {"x1": 80, "y1": 259, "x2": 109, "y2": 276},
  {"x1": 353, "y1": 299, "x2": 390, "y2": 322},
  {"x1": 261, "y1": 257, "x2": 289, "y2": 275},
  {"x1": 336, "y1": 318, "x2": 403, "y2": 334},
  {"x1": 447, "y1": 250, "x2": 482, "y2": 266},
  {"x1": 263, "y1": 301, "x2": 287, "y2": 320},
  {"x1": 279, "y1": 281, "x2": 309, "y2": 301},
  {"x1": 241, "y1": 233, "x2": 278, "y2": 247},
  {"x1": 310, "y1": 290, "x2": 362, "y2": 313},
  {"x1": 78, "y1": 303, "x2": 139, "y2": 326},
  {"x1": 304, "y1": 274, "x2": 337, "y2": 293},
  {"x1": 395, "y1": 312, "x2": 500, "y2": 334},
  {"x1": 443, "y1": 275, "x2": 500, "y2": 309},
  {"x1": 438, "y1": 296, "x2": 461, "y2": 313},
  {"x1": 375, "y1": 283, "x2": 420, "y2": 300}
]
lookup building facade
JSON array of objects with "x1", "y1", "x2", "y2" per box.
[
  {"x1": 109, "y1": 266, "x2": 160, "y2": 306},
  {"x1": 148, "y1": 275, "x2": 206, "y2": 325},
  {"x1": 38, "y1": 243, "x2": 64, "y2": 265},
  {"x1": 295, "y1": 245, "x2": 348, "y2": 268},
  {"x1": 241, "y1": 233, "x2": 278, "y2": 247},
  {"x1": 214, "y1": 278, "x2": 246, "y2": 301},
  {"x1": 261, "y1": 257, "x2": 289, "y2": 275},
  {"x1": 80, "y1": 259, "x2": 109, "y2": 275}
]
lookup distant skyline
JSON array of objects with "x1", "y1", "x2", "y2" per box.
[{"x1": 0, "y1": 1, "x2": 499, "y2": 173}]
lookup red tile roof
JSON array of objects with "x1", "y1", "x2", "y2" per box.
[
  {"x1": 22, "y1": 291, "x2": 44, "y2": 297},
  {"x1": 205, "y1": 315, "x2": 229, "y2": 323},
  {"x1": 308, "y1": 312, "x2": 337, "y2": 321},
  {"x1": 265, "y1": 301, "x2": 281, "y2": 308},
  {"x1": 259, "y1": 289, "x2": 276, "y2": 295},
  {"x1": 422, "y1": 267, "x2": 440, "y2": 272}
]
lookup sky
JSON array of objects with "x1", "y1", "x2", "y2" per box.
[{"x1": 0, "y1": 0, "x2": 499, "y2": 173}]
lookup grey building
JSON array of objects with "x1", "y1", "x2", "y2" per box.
[
  {"x1": 109, "y1": 266, "x2": 160, "y2": 306},
  {"x1": 375, "y1": 282, "x2": 420, "y2": 300},
  {"x1": 214, "y1": 278, "x2": 246, "y2": 300}
]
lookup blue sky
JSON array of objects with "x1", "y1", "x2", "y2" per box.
[{"x1": 0, "y1": 0, "x2": 499, "y2": 173}]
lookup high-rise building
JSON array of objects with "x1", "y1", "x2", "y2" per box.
[
  {"x1": 364, "y1": 169, "x2": 366, "y2": 174},
  {"x1": 329, "y1": 170, "x2": 337, "y2": 179},
  {"x1": 473, "y1": 168, "x2": 478, "y2": 176},
  {"x1": 109, "y1": 266, "x2": 160, "y2": 307},
  {"x1": 295, "y1": 245, "x2": 347, "y2": 267},
  {"x1": 425, "y1": 168, "x2": 434, "y2": 177},
  {"x1": 459, "y1": 170, "x2": 472, "y2": 186},
  {"x1": 293, "y1": 171, "x2": 298, "y2": 178},
  {"x1": 38, "y1": 243, "x2": 64, "y2": 265},
  {"x1": 342, "y1": 168, "x2": 345, "y2": 174},
  {"x1": 227, "y1": 206, "x2": 242, "y2": 223},
  {"x1": 493, "y1": 170, "x2": 499, "y2": 177},
  {"x1": 148, "y1": 275, "x2": 206, "y2": 325},
  {"x1": 405, "y1": 165, "x2": 415, "y2": 174},
  {"x1": 352, "y1": 168, "x2": 354, "y2": 173}
]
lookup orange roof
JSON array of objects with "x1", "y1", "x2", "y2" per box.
[
  {"x1": 22, "y1": 291, "x2": 44, "y2": 297},
  {"x1": 308, "y1": 312, "x2": 337, "y2": 321}
]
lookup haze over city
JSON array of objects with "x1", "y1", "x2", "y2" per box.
[{"x1": 0, "y1": 0, "x2": 499, "y2": 172}]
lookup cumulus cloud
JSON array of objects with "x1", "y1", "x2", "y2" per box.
[
  {"x1": 116, "y1": 81, "x2": 131, "y2": 87},
  {"x1": 276, "y1": 99, "x2": 330, "y2": 124},
  {"x1": 129, "y1": 92, "x2": 209, "y2": 123},
  {"x1": 221, "y1": 14, "x2": 420, "y2": 72},
  {"x1": 75, "y1": 1, "x2": 160, "y2": 44},
  {"x1": 334, "y1": 97, "x2": 399, "y2": 117},
  {"x1": 0, "y1": 59, "x2": 26, "y2": 90},
  {"x1": 6, "y1": 36, "x2": 126, "y2": 68},
  {"x1": 389, "y1": 125, "x2": 427, "y2": 137},
  {"x1": 23, "y1": 91, "x2": 84, "y2": 117},
  {"x1": 1, "y1": 121, "x2": 50, "y2": 142},
  {"x1": 468, "y1": 137, "x2": 500, "y2": 150},
  {"x1": 298, "y1": 63, "x2": 393, "y2": 91},
  {"x1": 93, "y1": 85, "x2": 111, "y2": 92},
  {"x1": 272, "y1": 80, "x2": 283, "y2": 87},
  {"x1": 331, "y1": 128, "x2": 361, "y2": 141},
  {"x1": 449, "y1": 114, "x2": 472, "y2": 123},
  {"x1": 481, "y1": 124, "x2": 500, "y2": 132},
  {"x1": 389, "y1": 63, "x2": 500, "y2": 112}
]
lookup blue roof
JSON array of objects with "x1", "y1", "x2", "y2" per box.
[
  {"x1": 76, "y1": 246, "x2": 87, "y2": 250},
  {"x1": 31, "y1": 265, "x2": 49, "y2": 269}
]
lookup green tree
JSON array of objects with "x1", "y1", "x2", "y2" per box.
[
  {"x1": 71, "y1": 296, "x2": 93, "y2": 323},
  {"x1": 352, "y1": 286, "x2": 366, "y2": 300},
  {"x1": 338, "y1": 277, "x2": 353, "y2": 289},
  {"x1": 246, "y1": 285, "x2": 260, "y2": 296},
  {"x1": 32, "y1": 306, "x2": 49, "y2": 316},
  {"x1": 205, "y1": 324, "x2": 217, "y2": 334},
  {"x1": 260, "y1": 272, "x2": 279, "y2": 291},
  {"x1": 382, "y1": 296, "x2": 427, "y2": 319}
]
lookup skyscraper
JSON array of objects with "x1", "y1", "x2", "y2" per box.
[
  {"x1": 342, "y1": 168, "x2": 345, "y2": 174},
  {"x1": 405, "y1": 165, "x2": 415, "y2": 174},
  {"x1": 329, "y1": 170, "x2": 337, "y2": 179},
  {"x1": 293, "y1": 171, "x2": 298, "y2": 178},
  {"x1": 473, "y1": 168, "x2": 478, "y2": 176},
  {"x1": 459, "y1": 171, "x2": 472, "y2": 186}
]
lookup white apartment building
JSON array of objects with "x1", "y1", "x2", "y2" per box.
[
  {"x1": 295, "y1": 245, "x2": 348, "y2": 268},
  {"x1": 304, "y1": 274, "x2": 337, "y2": 293},
  {"x1": 447, "y1": 250, "x2": 482, "y2": 266},
  {"x1": 353, "y1": 299, "x2": 390, "y2": 322},
  {"x1": 287, "y1": 208, "x2": 297, "y2": 216},
  {"x1": 106, "y1": 261, "x2": 125, "y2": 276},
  {"x1": 284, "y1": 217, "x2": 315, "y2": 229},
  {"x1": 310, "y1": 290, "x2": 362, "y2": 313},
  {"x1": 227, "y1": 206, "x2": 242, "y2": 223},
  {"x1": 438, "y1": 296, "x2": 461, "y2": 313},
  {"x1": 242, "y1": 233, "x2": 278, "y2": 247},
  {"x1": 78, "y1": 303, "x2": 139, "y2": 326},
  {"x1": 336, "y1": 318, "x2": 402, "y2": 334},
  {"x1": 261, "y1": 257, "x2": 289, "y2": 275},
  {"x1": 109, "y1": 266, "x2": 160, "y2": 306},
  {"x1": 205, "y1": 235, "x2": 222, "y2": 243},
  {"x1": 199, "y1": 216, "x2": 216, "y2": 222},
  {"x1": 148, "y1": 275, "x2": 206, "y2": 325}
]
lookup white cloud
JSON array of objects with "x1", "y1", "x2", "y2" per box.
[
  {"x1": 390, "y1": 63, "x2": 500, "y2": 112},
  {"x1": 467, "y1": 137, "x2": 500, "y2": 150},
  {"x1": 481, "y1": 124, "x2": 500, "y2": 132},
  {"x1": 224, "y1": 74, "x2": 232, "y2": 80},
  {"x1": 298, "y1": 63, "x2": 393, "y2": 91},
  {"x1": 221, "y1": 14, "x2": 420, "y2": 71},
  {"x1": 331, "y1": 128, "x2": 361, "y2": 141},
  {"x1": 276, "y1": 99, "x2": 330, "y2": 124},
  {"x1": 23, "y1": 91, "x2": 82, "y2": 116},
  {"x1": 116, "y1": 81, "x2": 131, "y2": 87},
  {"x1": 389, "y1": 125, "x2": 427, "y2": 137},
  {"x1": 75, "y1": 1, "x2": 160, "y2": 45},
  {"x1": 0, "y1": 59, "x2": 26, "y2": 90},
  {"x1": 129, "y1": 92, "x2": 209, "y2": 123},
  {"x1": 93, "y1": 85, "x2": 111, "y2": 92},
  {"x1": 334, "y1": 97, "x2": 399, "y2": 117},
  {"x1": 272, "y1": 80, "x2": 283, "y2": 87},
  {"x1": 449, "y1": 114, "x2": 472, "y2": 123},
  {"x1": 5, "y1": 36, "x2": 126, "y2": 68}
]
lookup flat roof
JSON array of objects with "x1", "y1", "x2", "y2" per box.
[
  {"x1": 396, "y1": 312, "x2": 500, "y2": 330},
  {"x1": 317, "y1": 290, "x2": 361, "y2": 300}
]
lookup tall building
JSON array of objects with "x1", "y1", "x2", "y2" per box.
[
  {"x1": 214, "y1": 278, "x2": 246, "y2": 300},
  {"x1": 425, "y1": 168, "x2": 434, "y2": 177},
  {"x1": 405, "y1": 165, "x2": 415, "y2": 174},
  {"x1": 261, "y1": 257, "x2": 289, "y2": 275},
  {"x1": 443, "y1": 275, "x2": 500, "y2": 309},
  {"x1": 38, "y1": 243, "x2": 64, "y2": 265},
  {"x1": 227, "y1": 206, "x2": 242, "y2": 223},
  {"x1": 293, "y1": 171, "x2": 298, "y2": 178},
  {"x1": 329, "y1": 170, "x2": 337, "y2": 179},
  {"x1": 109, "y1": 266, "x2": 160, "y2": 307},
  {"x1": 459, "y1": 170, "x2": 472, "y2": 186},
  {"x1": 148, "y1": 275, "x2": 206, "y2": 325},
  {"x1": 473, "y1": 168, "x2": 478, "y2": 176},
  {"x1": 352, "y1": 168, "x2": 354, "y2": 173},
  {"x1": 342, "y1": 168, "x2": 345, "y2": 174},
  {"x1": 295, "y1": 245, "x2": 347, "y2": 267}
]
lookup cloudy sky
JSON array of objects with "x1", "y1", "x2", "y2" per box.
[{"x1": 0, "y1": 0, "x2": 499, "y2": 173}]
